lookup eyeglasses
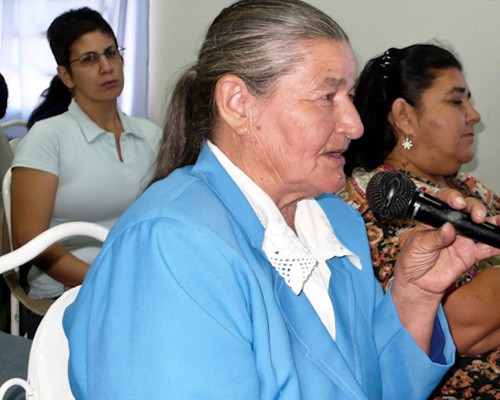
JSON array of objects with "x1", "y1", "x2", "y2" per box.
[{"x1": 69, "y1": 45, "x2": 125, "y2": 67}]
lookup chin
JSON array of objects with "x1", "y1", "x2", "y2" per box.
[
  {"x1": 459, "y1": 153, "x2": 475, "y2": 166},
  {"x1": 311, "y1": 169, "x2": 346, "y2": 196},
  {"x1": 325, "y1": 177, "x2": 346, "y2": 194}
]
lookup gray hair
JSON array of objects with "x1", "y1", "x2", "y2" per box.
[{"x1": 150, "y1": 0, "x2": 349, "y2": 184}]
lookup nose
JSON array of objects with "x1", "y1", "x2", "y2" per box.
[
  {"x1": 467, "y1": 101, "x2": 481, "y2": 125},
  {"x1": 335, "y1": 100, "x2": 364, "y2": 140},
  {"x1": 98, "y1": 55, "x2": 113, "y2": 72}
]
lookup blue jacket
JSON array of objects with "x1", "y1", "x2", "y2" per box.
[{"x1": 64, "y1": 143, "x2": 455, "y2": 399}]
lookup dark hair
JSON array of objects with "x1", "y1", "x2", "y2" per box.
[
  {"x1": 47, "y1": 7, "x2": 117, "y2": 69},
  {"x1": 344, "y1": 44, "x2": 462, "y2": 176},
  {"x1": 27, "y1": 76, "x2": 72, "y2": 129},
  {"x1": 0, "y1": 72, "x2": 8, "y2": 119},
  {"x1": 150, "y1": 0, "x2": 349, "y2": 185}
]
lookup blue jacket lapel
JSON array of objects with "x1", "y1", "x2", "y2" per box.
[
  {"x1": 193, "y1": 144, "x2": 368, "y2": 399},
  {"x1": 274, "y1": 268, "x2": 367, "y2": 400}
]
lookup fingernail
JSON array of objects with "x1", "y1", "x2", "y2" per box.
[{"x1": 455, "y1": 197, "x2": 466, "y2": 207}]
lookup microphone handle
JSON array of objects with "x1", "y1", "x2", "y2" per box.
[{"x1": 409, "y1": 193, "x2": 500, "y2": 248}]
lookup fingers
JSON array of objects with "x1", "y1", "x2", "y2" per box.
[
  {"x1": 464, "y1": 197, "x2": 488, "y2": 223},
  {"x1": 435, "y1": 188, "x2": 487, "y2": 224},
  {"x1": 414, "y1": 222, "x2": 456, "y2": 253},
  {"x1": 434, "y1": 187, "x2": 466, "y2": 209},
  {"x1": 487, "y1": 214, "x2": 500, "y2": 227}
]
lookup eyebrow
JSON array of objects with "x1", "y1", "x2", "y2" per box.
[
  {"x1": 316, "y1": 77, "x2": 346, "y2": 92},
  {"x1": 446, "y1": 86, "x2": 471, "y2": 98},
  {"x1": 320, "y1": 77, "x2": 346, "y2": 88},
  {"x1": 79, "y1": 44, "x2": 116, "y2": 54}
]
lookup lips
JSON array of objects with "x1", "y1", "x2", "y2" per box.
[
  {"x1": 101, "y1": 79, "x2": 119, "y2": 88},
  {"x1": 328, "y1": 152, "x2": 344, "y2": 159},
  {"x1": 326, "y1": 147, "x2": 348, "y2": 158},
  {"x1": 324, "y1": 150, "x2": 346, "y2": 166},
  {"x1": 463, "y1": 132, "x2": 474, "y2": 140}
]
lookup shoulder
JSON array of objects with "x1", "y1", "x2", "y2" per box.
[
  {"x1": 121, "y1": 113, "x2": 161, "y2": 141},
  {"x1": 112, "y1": 166, "x2": 227, "y2": 236},
  {"x1": 23, "y1": 112, "x2": 78, "y2": 144},
  {"x1": 456, "y1": 172, "x2": 494, "y2": 196},
  {"x1": 19, "y1": 112, "x2": 83, "y2": 146},
  {"x1": 126, "y1": 114, "x2": 160, "y2": 131},
  {"x1": 456, "y1": 172, "x2": 500, "y2": 211}
]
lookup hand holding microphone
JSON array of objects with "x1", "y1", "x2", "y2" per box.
[{"x1": 365, "y1": 170, "x2": 500, "y2": 248}]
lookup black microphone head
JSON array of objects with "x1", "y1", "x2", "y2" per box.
[{"x1": 366, "y1": 171, "x2": 417, "y2": 219}]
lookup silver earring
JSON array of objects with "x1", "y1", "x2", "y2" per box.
[{"x1": 402, "y1": 136, "x2": 413, "y2": 150}]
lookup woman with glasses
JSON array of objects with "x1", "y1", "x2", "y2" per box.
[{"x1": 10, "y1": 7, "x2": 161, "y2": 338}]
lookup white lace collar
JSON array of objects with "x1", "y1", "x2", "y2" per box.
[{"x1": 208, "y1": 141, "x2": 361, "y2": 295}]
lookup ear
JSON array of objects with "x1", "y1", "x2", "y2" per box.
[
  {"x1": 389, "y1": 97, "x2": 417, "y2": 137},
  {"x1": 214, "y1": 74, "x2": 253, "y2": 135},
  {"x1": 57, "y1": 65, "x2": 75, "y2": 91}
]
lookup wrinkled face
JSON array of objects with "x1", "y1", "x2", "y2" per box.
[
  {"x1": 409, "y1": 67, "x2": 481, "y2": 176},
  {"x1": 59, "y1": 30, "x2": 124, "y2": 107},
  {"x1": 246, "y1": 39, "x2": 363, "y2": 204}
]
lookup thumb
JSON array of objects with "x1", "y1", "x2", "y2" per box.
[{"x1": 413, "y1": 222, "x2": 457, "y2": 253}]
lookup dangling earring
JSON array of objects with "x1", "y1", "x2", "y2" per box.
[{"x1": 402, "y1": 135, "x2": 413, "y2": 150}]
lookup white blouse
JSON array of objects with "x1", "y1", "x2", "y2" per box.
[{"x1": 208, "y1": 141, "x2": 361, "y2": 340}]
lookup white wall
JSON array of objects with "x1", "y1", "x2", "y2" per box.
[{"x1": 149, "y1": 0, "x2": 500, "y2": 192}]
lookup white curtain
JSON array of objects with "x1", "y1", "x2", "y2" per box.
[{"x1": 0, "y1": 0, "x2": 150, "y2": 137}]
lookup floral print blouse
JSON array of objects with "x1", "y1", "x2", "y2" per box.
[{"x1": 338, "y1": 165, "x2": 500, "y2": 400}]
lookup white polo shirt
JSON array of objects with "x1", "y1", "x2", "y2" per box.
[{"x1": 12, "y1": 99, "x2": 161, "y2": 299}]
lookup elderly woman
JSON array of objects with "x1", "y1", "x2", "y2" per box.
[
  {"x1": 64, "y1": 2, "x2": 500, "y2": 399},
  {"x1": 10, "y1": 7, "x2": 160, "y2": 337}
]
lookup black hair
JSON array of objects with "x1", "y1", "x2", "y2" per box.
[
  {"x1": 344, "y1": 44, "x2": 462, "y2": 176},
  {"x1": 27, "y1": 76, "x2": 72, "y2": 129},
  {"x1": 0, "y1": 72, "x2": 8, "y2": 119},
  {"x1": 47, "y1": 7, "x2": 117, "y2": 69}
]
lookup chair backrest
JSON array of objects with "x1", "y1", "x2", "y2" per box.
[
  {"x1": 2, "y1": 170, "x2": 106, "y2": 334},
  {"x1": 0, "y1": 119, "x2": 27, "y2": 130},
  {"x1": 2, "y1": 167, "x2": 20, "y2": 336},
  {"x1": 0, "y1": 130, "x2": 13, "y2": 252},
  {"x1": 0, "y1": 221, "x2": 109, "y2": 275},
  {"x1": 0, "y1": 222, "x2": 109, "y2": 399},
  {"x1": 2, "y1": 138, "x2": 22, "y2": 249},
  {"x1": 27, "y1": 285, "x2": 81, "y2": 399},
  {"x1": 0, "y1": 128, "x2": 13, "y2": 194},
  {"x1": 0, "y1": 120, "x2": 28, "y2": 141},
  {"x1": 8, "y1": 137, "x2": 22, "y2": 154},
  {"x1": 0, "y1": 286, "x2": 81, "y2": 400},
  {"x1": 2, "y1": 167, "x2": 12, "y2": 250}
]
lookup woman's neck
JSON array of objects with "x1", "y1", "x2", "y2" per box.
[
  {"x1": 74, "y1": 98, "x2": 122, "y2": 135},
  {"x1": 383, "y1": 157, "x2": 450, "y2": 188}
]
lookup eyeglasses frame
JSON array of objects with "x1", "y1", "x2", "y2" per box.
[{"x1": 69, "y1": 45, "x2": 125, "y2": 67}]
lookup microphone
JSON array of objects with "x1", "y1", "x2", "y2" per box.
[{"x1": 365, "y1": 170, "x2": 500, "y2": 248}]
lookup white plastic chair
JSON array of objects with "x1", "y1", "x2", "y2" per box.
[
  {"x1": 2, "y1": 168, "x2": 13, "y2": 248},
  {"x1": 2, "y1": 166, "x2": 69, "y2": 335},
  {"x1": 1, "y1": 167, "x2": 21, "y2": 335},
  {"x1": 0, "y1": 120, "x2": 27, "y2": 130},
  {"x1": 0, "y1": 120, "x2": 28, "y2": 143},
  {"x1": 0, "y1": 221, "x2": 109, "y2": 399},
  {"x1": 8, "y1": 138, "x2": 22, "y2": 154}
]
